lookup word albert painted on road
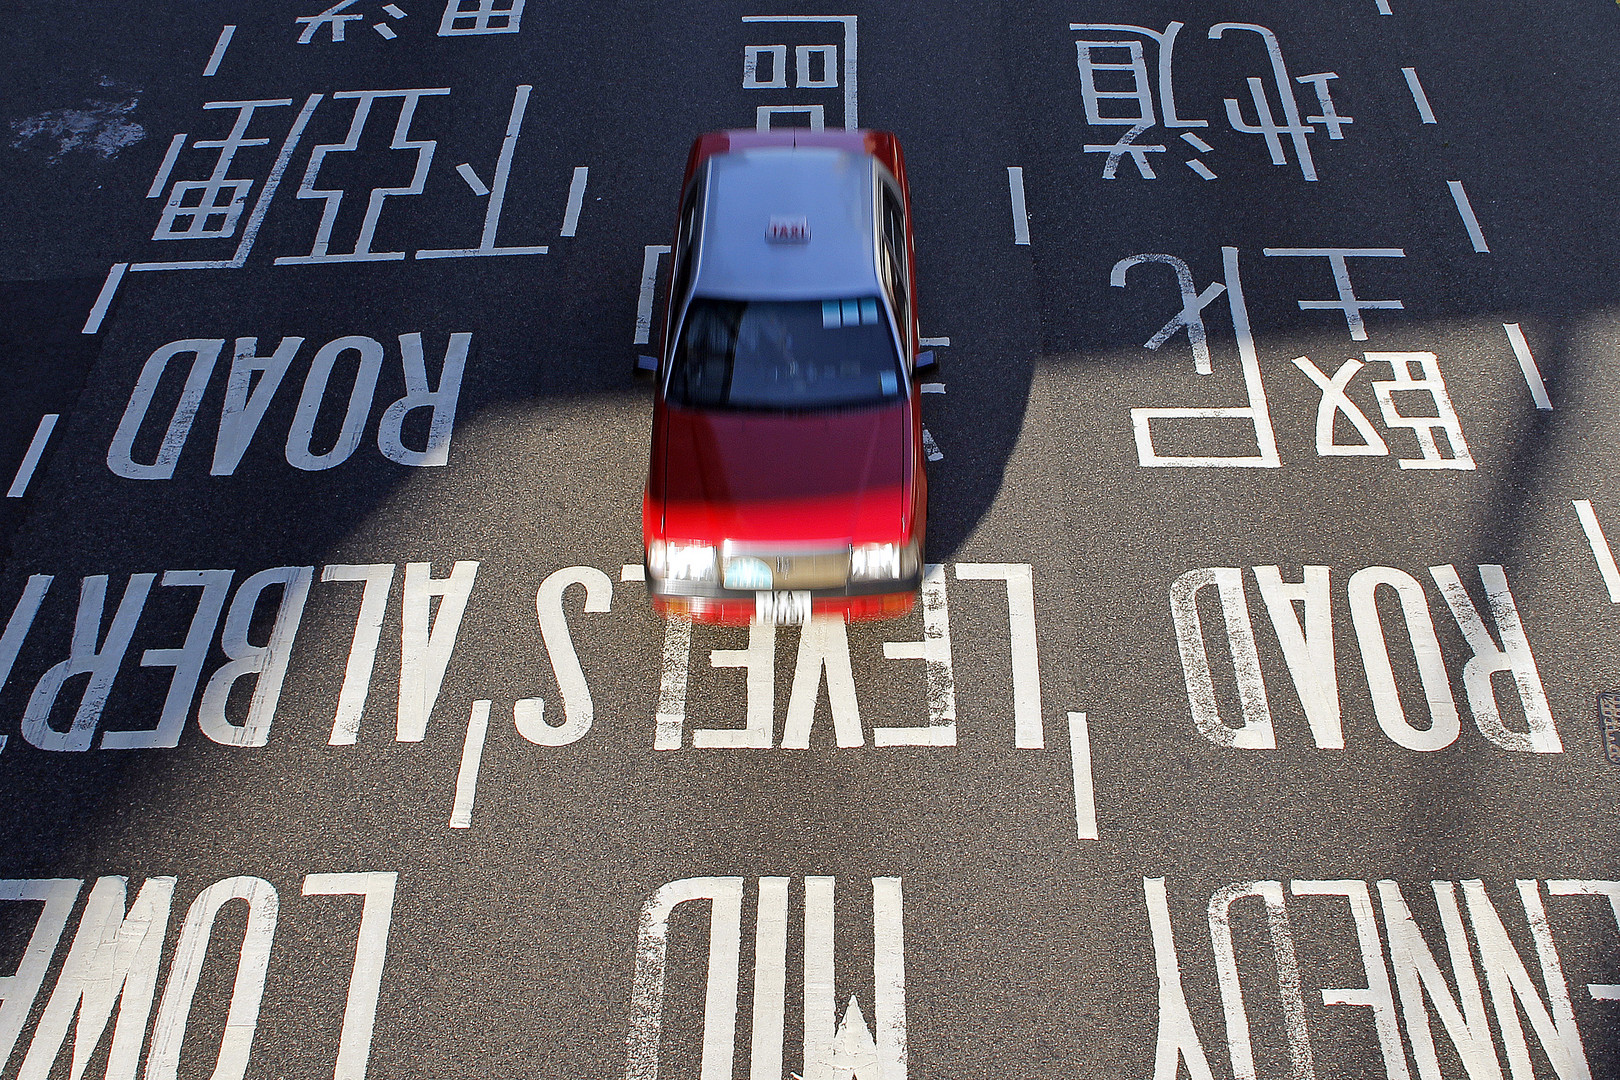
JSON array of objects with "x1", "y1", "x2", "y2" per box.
[
  {"x1": 1141, "y1": 876, "x2": 1618, "y2": 1080},
  {"x1": 0, "y1": 561, "x2": 477, "y2": 753},
  {"x1": 0, "y1": 871, "x2": 396, "y2": 1080},
  {"x1": 105, "y1": 332, "x2": 470, "y2": 478},
  {"x1": 1171, "y1": 564, "x2": 1560, "y2": 753}
]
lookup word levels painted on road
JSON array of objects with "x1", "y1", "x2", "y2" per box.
[
  {"x1": 1172, "y1": 564, "x2": 1559, "y2": 753},
  {"x1": 627, "y1": 875, "x2": 905, "y2": 1080},
  {"x1": 0, "y1": 871, "x2": 396, "y2": 1080},
  {"x1": 106, "y1": 332, "x2": 470, "y2": 478},
  {"x1": 1143, "y1": 876, "x2": 1616, "y2": 1080}
]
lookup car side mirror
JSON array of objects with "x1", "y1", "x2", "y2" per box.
[
  {"x1": 634, "y1": 354, "x2": 659, "y2": 378},
  {"x1": 913, "y1": 349, "x2": 937, "y2": 373}
]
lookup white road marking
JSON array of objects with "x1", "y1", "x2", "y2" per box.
[
  {"x1": 1262, "y1": 247, "x2": 1406, "y2": 341},
  {"x1": 1142, "y1": 877, "x2": 1218, "y2": 1080},
  {"x1": 921, "y1": 428, "x2": 943, "y2": 461},
  {"x1": 146, "y1": 133, "x2": 187, "y2": 197},
  {"x1": 636, "y1": 245, "x2": 671, "y2": 345},
  {"x1": 1180, "y1": 132, "x2": 1214, "y2": 153},
  {"x1": 278, "y1": 89, "x2": 451, "y2": 265},
  {"x1": 417, "y1": 85, "x2": 548, "y2": 259},
  {"x1": 82, "y1": 263, "x2": 127, "y2": 334},
  {"x1": 0, "y1": 575, "x2": 52, "y2": 749},
  {"x1": 1186, "y1": 160, "x2": 1217, "y2": 180},
  {"x1": 1007, "y1": 166, "x2": 1030, "y2": 245},
  {"x1": 383, "y1": 3, "x2": 407, "y2": 17},
  {"x1": 1573, "y1": 501, "x2": 1620, "y2": 602},
  {"x1": 397, "y1": 561, "x2": 479, "y2": 742},
  {"x1": 455, "y1": 162, "x2": 489, "y2": 195},
  {"x1": 147, "y1": 877, "x2": 277, "y2": 1080},
  {"x1": 621, "y1": 564, "x2": 645, "y2": 581},
  {"x1": 920, "y1": 383, "x2": 945, "y2": 394},
  {"x1": 449, "y1": 700, "x2": 491, "y2": 828},
  {"x1": 749, "y1": 879, "x2": 789, "y2": 1080},
  {"x1": 876, "y1": 565, "x2": 955, "y2": 745},
  {"x1": 1502, "y1": 323, "x2": 1551, "y2": 409},
  {"x1": 202, "y1": 25, "x2": 236, "y2": 76},
  {"x1": 133, "y1": 94, "x2": 322, "y2": 273},
  {"x1": 560, "y1": 166, "x2": 589, "y2": 236},
  {"x1": 7, "y1": 414, "x2": 58, "y2": 498},
  {"x1": 1350, "y1": 567, "x2": 1459, "y2": 751},
  {"x1": 323, "y1": 564, "x2": 396, "y2": 745},
  {"x1": 1130, "y1": 247, "x2": 1281, "y2": 467},
  {"x1": 1446, "y1": 180, "x2": 1490, "y2": 253},
  {"x1": 20, "y1": 875, "x2": 174, "y2": 1080},
  {"x1": 743, "y1": 16, "x2": 857, "y2": 129},
  {"x1": 1067, "y1": 712, "x2": 1097, "y2": 840},
  {"x1": 373, "y1": 23, "x2": 397, "y2": 39},
  {"x1": 755, "y1": 104, "x2": 824, "y2": 132},
  {"x1": 701, "y1": 623, "x2": 776, "y2": 748},
  {"x1": 1172, "y1": 568, "x2": 1276, "y2": 748},
  {"x1": 654, "y1": 617, "x2": 692, "y2": 749},
  {"x1": 625, "y1": 877, "x2": 744, "y2": 1080},
  {"x1": 301, "y1": 872, "x2": 397, "y2": 1080},
  {"x1": 1401, "y1": 67, "x2": 1437, "y2": 123},
  {"x1": 956, "y1": 564, "x2": 1042, "y2": 747},
  {"x1": 524, "y1": 566, "x2": 613, "y2": 747},
  {"x1": 1208, "y1": 881, "x2": 1314, "y2": 1080},
  {"x1": 1376, "y1": 0, "x2": 1393, "y2": 13},
  {"x1": 1548, "y1": 880, "x2": 1620, "y2": 1000},
  {"x1": 919, "y1": 336, "x2": 950, "y2": 347}
]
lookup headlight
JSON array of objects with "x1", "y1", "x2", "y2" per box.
[
  {"x1": 647, "y1": 540, "x2": 718, "y2": 582},
  {"x1": 849, "y1": 539, "x2": 920, "y2": 582}
]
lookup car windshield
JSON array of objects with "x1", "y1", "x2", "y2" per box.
[{"x1": 668, "y1": 297, "x2": 904, "y2": 410}]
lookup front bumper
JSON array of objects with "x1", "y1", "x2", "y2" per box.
[{"x1": 648, "y1": 571, "x2": 923, "y2": 625}]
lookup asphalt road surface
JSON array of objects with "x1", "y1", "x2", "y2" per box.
[{"x1": 2, "y1": 3, "x2": 1619, "y2": 1079}]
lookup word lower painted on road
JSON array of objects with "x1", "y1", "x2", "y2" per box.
[
  {"x1": 105, "y1": 332, "x2": 470, "y2": 478},
  {"x1": 1171, "y1": 564, "x2": 1561, "y2": 753},
  {"x1": 0, "y1": 871, "x2": 396, "y2": 1080},
  {"x1": 1141, "y1": 876, "x2": 1618, "y2": 1080}
]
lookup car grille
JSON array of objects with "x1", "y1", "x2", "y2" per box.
[{"x1": 721, "y1": 543, "x2": 851, "y2": 590}]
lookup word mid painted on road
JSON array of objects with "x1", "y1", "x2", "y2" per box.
[
  {"x1": 626, "y1": 875, "x2": 905, "y2": 1080},
  {"x1": 1171, "y1": 564, "x2": 1559, "y2": 753}
]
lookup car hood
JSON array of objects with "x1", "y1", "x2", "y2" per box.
[{"x1": 655, "y1": 402, "x2": 911, "y2": 543}]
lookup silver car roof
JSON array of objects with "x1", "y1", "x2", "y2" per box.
[{"x1": 690, "y1": 147, "x2": 883, "y2": 301}]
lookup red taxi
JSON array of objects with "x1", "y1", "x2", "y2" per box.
[{"x1": 639, "y1": 129, "x2": 933, "y2": 625}]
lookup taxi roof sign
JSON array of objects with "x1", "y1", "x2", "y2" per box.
[{"x1": 766, "y1": 215, "x2": 810, "y2": 243}]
